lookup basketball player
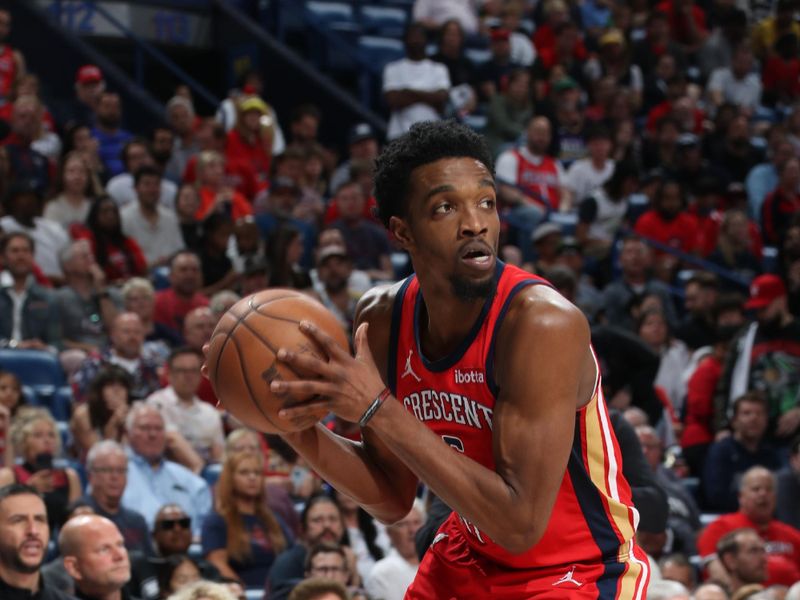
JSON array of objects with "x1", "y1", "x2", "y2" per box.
[{"x1": 210, "y1": 122, "x2": 649, "y2": 598}]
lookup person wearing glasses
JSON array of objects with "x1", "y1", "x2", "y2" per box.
[
  {"x1": 304, "y1": 542, "x2": 350, "y2": 586},
  {"x1": 201, "y1": 450, "x2": 293, "y2": 587},
  {"x1": 83, "y1": 439, "x2": 152, "y2": 556}
]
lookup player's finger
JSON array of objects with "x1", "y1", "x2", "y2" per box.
[
  {"x1": 353, "y1": 322, "x2": 375, "y2": 364},
  {"x1": 278, "y1": 396, "x2": 333, "y2": 420},
  {"x1": 299, "y1": 320, "x2": 349, "y2": 359},
  {"x1": 275, "y1": 348, "x2": 336, "y2": 379},
  {"x1": 270, "y1": 378, "x2": 337, "y2": 399}
]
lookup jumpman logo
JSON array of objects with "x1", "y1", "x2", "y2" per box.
[
  {"x1": 552, "y1": 566, "x2": 583, "y2": 587},
  {"x1": 402, "y1": 349, "x2": 421, "y2": 382}
]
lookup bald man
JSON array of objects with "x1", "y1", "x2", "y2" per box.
[
  {"x1": 72, "y1": 312, "x2": 163, "y2": 402},
  {"x1": 60, "y1": 514, "x2": 134, "y2": 600}
]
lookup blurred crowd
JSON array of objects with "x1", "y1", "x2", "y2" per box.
[{"x1": 0, "y1": 0, "x2": 799, "y2": 599}]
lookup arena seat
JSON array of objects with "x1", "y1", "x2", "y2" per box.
[
  {"x1": 356, "y1": 35, "x2": 405, "y2": 70},
  {"x1": 464, "y1": 47, "x2": 491, "y2": 67},
  {"x1": 305, "y1": 1, "x2": 355, "y2": 27},
  {"x1": 360, "y1": 4, "x2": 407, "y2": 35}
]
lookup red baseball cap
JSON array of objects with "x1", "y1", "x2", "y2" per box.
[
  {"x1": 744, "y1": 274, "x2": 787, "y2": 309},
  {"x1": 490, "y1": 28, "x2": 511, "y2": 42},
  {"x1": 76, "y1": 64, "x2": 103, "y2": 85}
]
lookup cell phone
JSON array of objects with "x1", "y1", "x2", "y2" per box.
[{"x1": 33, "y1": 452, "x2": 53, "y2": 472}]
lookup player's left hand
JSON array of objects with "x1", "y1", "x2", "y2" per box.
[{"x1": 271, "y1": 320, "x2": 387, "y2": 424}]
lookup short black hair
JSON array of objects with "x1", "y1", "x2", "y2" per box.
[
  {"x1": 0, "y1": 483, "x2": 42, "y2": 505},
  {"x1": 167, "y1": 346, "x2": 204, "y2": 367},
  {"x1": 304, "y1": 541, "x2": 346, "y2": 573},
  {"x1": 133, "y1": 165, "x2": 162, "y2": 186},
  {"x1": 373, "y1": 120, "x2": 494, "y2": 228},
  {"x1": 301, "y1": 492, "x2": 341, "y2": 530},
  {"x1": 0, "y1": 231, "x2": 35, "y2": 254},
  {"x1": 121, "y1": 137, "x2": 149, "y2": 169},
  {"x1": 290, "y1": 103, "x2": 321, "y2": 124}
]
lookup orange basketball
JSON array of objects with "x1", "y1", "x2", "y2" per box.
[{"x1": 206, "y1": 289, "x2": 350, "y2": 434}]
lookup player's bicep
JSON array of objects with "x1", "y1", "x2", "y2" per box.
[{"x1": 492, "y1": 295, "x2": 590, "y2": 522}]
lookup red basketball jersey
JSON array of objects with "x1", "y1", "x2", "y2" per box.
[{"x1": 388, "y1": 261, "x2": 640, "y2": 569}]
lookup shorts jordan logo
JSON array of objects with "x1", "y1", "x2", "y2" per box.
[
  {"x1": 552, "y1": 566, "x2": 583, "y2": 587},
  {"x1": 402, "y1": 349, "x2": 421, "y2": 382}
]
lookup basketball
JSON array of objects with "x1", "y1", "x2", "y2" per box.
[{"x1": 206, "y1": 289, "x2": 350, "y2": 434}]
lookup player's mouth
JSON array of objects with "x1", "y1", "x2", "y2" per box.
[{"x1": 459, "y1": 242, "x2": 494, "y2": 271}]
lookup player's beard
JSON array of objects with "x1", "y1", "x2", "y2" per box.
[{"x1": 449, "y1": 273, "x2": 496, "y2": 303}]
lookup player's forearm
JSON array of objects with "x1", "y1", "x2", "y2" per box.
[
  {"x1": 368, "y1": 399, "x2": 549, "y2": 553},
  {"x1": 282, "y1": 423, "x2": 413, "y2": 523}
]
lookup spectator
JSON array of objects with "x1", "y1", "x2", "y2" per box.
[
  {"x1": 364, "y1": 501, "x2": 424, "y2": 600},
  {"x1": 576, "y1": 160, "x2": 639, "y2": 263},
  {"x1": 717, "y1": 529, "x2": 769, "y2": 596},
  {"x1": 761, "y1": 156, "x2": 800, "y2": 247},
  {"x1": 646, "y1": 580, "x2": 691, "y2": 599},
  {"x1": 3, "y1": 95, "x2": 51, "y2": 195},
  {"x1": 164, "y1": 96, "x2": 199, "y2": 183},
  {"x1": 0, "y1": 231, "x2": 61, "y2": 350},
  {"x1": 704, "y1": 392, "x2": 783, "y2": 513},
  {"x1": 120, "y1": 165, "x2": 185, "y2": 268},
  {"x1": 745, "y1": 138, "x2": 794, "y2": 222},
  {"x1": 484, "y1": 68, "x2": 533, "y2": 158},
  {"x1": 0, "y1": 7, "x2": 26, "y2": 105},
  {"x1": 53, "y1": 239, "x2": 119, "y2": 357},
  {"x1": 776, "y1": 436, "x2": 800, "y2": 530},
  {"x1": 658, "y1": 553, "x2": 696, "y2": 592},
  {"x1": 698, "y1": 7, "x2": 748, "y2": 78},
  {"x1": 75, "y1": 195, "x2": 148, "y2": 284},
  {"x1": 216, "y1": 70, "x2": 285, "y2": 153},
  {"x1": 711, "y1": 115, "x2": 761, "y2": 186},
  {"x1": 752, "y1": 0, "x2": 800, "y2": 61},
  {"x1": 681, "y1": 296, "x2": 746, "y2": 476},
  {"x1": 635, "y1": 425, "x2": 702, "y2": 556},
  {"x1": 0, "y1": 483, "x2": 73, "y2": 599},
  {"x1": 411, "y1": 0, "x2": 478, "y2": 35},
  {"x1": 224, "y1": 96, "x2": 272, "y2": 190},
  {"x1": 60, "y1": 65, "x2": 104, "y2": 130},
  {"x1": 73, "y1": 312, "x2": 162, "y2": 403},
  {"x1": 494, "y1": 116, "x2": 563, "y2": 245},
  {"x1": 474, "y1": 28, "x2": 519, "y2": 102},
  {"x1": 313, "y1": 245, "x2": 361, "y2": 332},
  {"x1": 303, "y1": 543, "x2": 351, "y2": 588},
  {"x1": 633, "y1": 179, "x2": 699, "y2": 280},
  {"x1": 329, "y1": 123, "x2": 380, "y2": 196},
  {"x1": 288, "y1": 579, "x2": 348, "y2": 600},
  {"x1": 82, "y1": 440, "x2": 151, "y2": 556},
  {"x1": 147, "y1": 347, "x2": 224, "y2": 465},
  {"x1": 121, "y1": 403, "x2": 212, "y2": 536},
  {"x1": 107, "y1": 138, "x2": 177, "y2": 209},
  {"x1": 715, "y1": 274, "x2": 800, "y2": 439},
  {"x1": 332, "y1": 489, "x2": 387, "y2": 581},
  {"x1": 693, "y1": 583, "x2": 729, "y2": 600},
  {"x1": 707, "y1": 210, "x2": 763, "y2": 292},
  {"x1": 675, "y1": 272, "x2": 719, "y2": 351},
  {"x1": 0, "y1": 408, "x2": 81, "y2": 532},
  {"x1": 194, "y1": 150, "x2": 253, "y2": 222},
  {"x1": 121, "y1": 277, "x2": 182, "y2": 349},
  {"x1": 1, "y1": 180, "x2": 70, "y2": 281},
  {"x1": 154, "y1": 251, "x2": 209, "y2": 337},
  {"x1": 182, "y1": 307, "x2": 216, "y2": 352},
  {"x1": 564, "y1": 124, "x2": 615, "y2": 210},
  {"x1": 150, "y1": 125, "x2": 175, "y2": 176},
  {"x1": 60, "y1": 514, "x2": 133, "y2": 600},
  {"x1": 91, "y1": 92, "x2": 133, "y2": 177},
  {"x1": 600, "y1": 236, "x2": 678, "y2": 331},
  {"x1": 584, "y1": 30, "x2": 643, "y2": 111},
  {"x1": 383, "y1": 22, "x2": 450, "y2": 140},
  {"x1": 762, "y1": 32, "x2": 800, "y2": 107},
  {"x1": 168, "y1": 579, "x2": 237, "y2": 600},
  {"x1": 429, "y1": 20, "x2": 476, "y2": 90},
  {"x1": 63, "y1": 124, "x2": 106, "y2": 195},
  {"x1": 287, "y1": 104, "x2": 323, "y2": 152},
  {"x1": 632, "y1": 11, "x2": 685, "y2": 77},
  {"x1": 197, "y1": 213, "x2": 237, "y2": 297},
  {"x1": 637, "y1": 307, "x2": 691, "y2": 428},
  {"x1": 655, "y1": 0, "x2": 709, "y2": 53},
  {"x1": 202, "y1": 451, "x2": 291, "y2": 587},
  {"x1": 330, "y1": 181, "x2": 394, "y2": 282},
  {"x1": 156, "y1": 555, "x2": 203, "y2": 599},
  {"x1": 268, "y1": 494, "x2": 348, "y2": 600},
  {"x1": 174, "y1": 184, "x2": 202, "y2": 252},
  {"x1": 70, "y1": 365, "x2": 132, "y2": 461},
  {"x1": 0, "y1": 370, "x2": 21, "y2": 467},
  {"x1": 707, "y1": 44, "x2": 762, "y2": 113},
  {"x1": 698, "y1": 466, "x2": 800, "y2": 587},
  {"x1": 44, "y1": 151, "x2": 94, "y2": 228}
]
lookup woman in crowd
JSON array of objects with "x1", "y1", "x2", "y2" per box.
[
  {"x1": 121, "y1": 276, "x2": 181, "y2": 350},
  {"x1": 0, "y1": 370, "x2": 23, "y2": 467},
  {"x1": 0, "y1": 407, "x2": 82, "y2": 531},
  {"x1": 157, "y1": 554, "x2": 203, "y2": 599},
  {"x1": 198, "y1": 212, "x2": 238, "y2": 297},
  {"x1": 70, "y1": 365, "x2": 132, "y2": 460},
  {"x1": 707, "y1": 209, "x2": 763, "y2": 290},
  {"x1": 194, "y1": 150, "x2": 253, "y2": 221},
  {"x1": 74, "y1": 195, "x2": 147, "y2": 284},
  {"x1": 44, "y1": 151, "x2": 94, "y2": 228},
  {"x1": 62, "y1": 123, "x2": 107, "y2": 192},
  {"x1": 266, "y1": 225, "x2": 311, "y2": 289},
  {"x1": 202, "y1": 450, "x2": 292, "y2": 587}
]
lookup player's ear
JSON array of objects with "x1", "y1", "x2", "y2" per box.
[{"x1": 389, "y1": 215, "x2": 413, "y2": 250}]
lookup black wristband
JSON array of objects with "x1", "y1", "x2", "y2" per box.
[{"x1": 358, "y1": 387, "x2": 391, "y2": 428}]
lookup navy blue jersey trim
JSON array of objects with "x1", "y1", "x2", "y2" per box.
[
  {"x1": 387, "y1": 276, "x2": 414, "y2": 396},
  {"x1": 485, "y1": 278, "x2": 550, "y2": 397},
  {"x1": 566, "y1": 422, "x2": 624, "y2": 560},
  {"x1": 413, "y1": 261, "x2": 506, "y2": 373}
]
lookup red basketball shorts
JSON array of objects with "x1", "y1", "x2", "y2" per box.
[{"x1": 405, "y1": 520, "x2": 650, "y2": 599}]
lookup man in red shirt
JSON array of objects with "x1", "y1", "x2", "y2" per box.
[
  {"x1": 153, "y1": 251, "x2": 209, "y2": 338},
  {"x1": 698, "y1": 466, "x2": 800, "y2": 587},
  {"x1": 656, "y1": 0, "x2": 708, "y2": 52},
  {"x1": 225, "y1": 96, "x2": 273, "y2": 191},
  {"x1": 716, "y1": 528, "x2": 769, "y2": 596}
]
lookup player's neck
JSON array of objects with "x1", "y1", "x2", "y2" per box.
[{"x1": 417, "y1": 285, "x2": 487, "y2": 361}]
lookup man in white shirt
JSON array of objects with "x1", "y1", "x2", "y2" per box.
[
  {"x1": 383, "y1": 23, "x2": 451, "y2": 140},
  {"x1": 365, "y1": 500, "x2": 425, "y2": 600},
  {"x1": 146, "y1": 347, "x2": 224, "y2": 465},
  {"x1": 707, "y1": 43, "x2": 762, "y2": 112},
  {"x1": 106, "y1": 139, "x2": 177, "y2": 209},
  {"x1": 120, "y1": 165, "x2": 185, "y2": 268},
  {"x1": 564, "y1": 125, "x2": 615, "y2": 209},
  {"x1": 0, "y1": 182, "x2": 70, "y2": 281}
]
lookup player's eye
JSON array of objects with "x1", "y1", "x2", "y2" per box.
[
  {"x1": 433, "y1": 202, "x2": 453, "y2": 214},
  {"x1": 479, "y1": 198, "x2": 495, "y2": 209}
]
